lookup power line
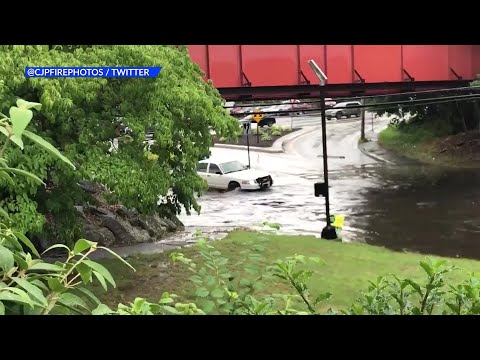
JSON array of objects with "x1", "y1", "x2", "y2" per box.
[
  {"x1": 224, "y1": 85, "x2": 480, "y2": 109},
  {"x1": 366, "y1": 95, "x2": 480, "y2": 114},
  {"x1": 234, "y1": 93, "x2": 480, "y2": 117},
  {"x1": 332, "y1": 85, "x2": 479, "y2": 103}
]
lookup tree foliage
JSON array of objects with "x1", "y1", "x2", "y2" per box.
[
  {"x1": 0, "y1": 45, "x2": 239, "y2": 243},
  {"x1": 370, "y1": 85, "x2": 480, "y2": 134}
]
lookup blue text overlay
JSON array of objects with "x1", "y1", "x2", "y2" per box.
[{"x1": 25, "y1": 67, "x2": 162, "y2": 78}]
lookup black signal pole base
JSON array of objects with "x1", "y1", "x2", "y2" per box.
[{"x1": 321, "y1": 225, "x2": 338, "y2": 240}]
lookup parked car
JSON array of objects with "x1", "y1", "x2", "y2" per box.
[
  {"x1": 325, "y1": 98, "x2": 336, "y2": 108},
  {"x1": 325, "y1": 101, "x2": 361, "y2": 120},
  {"x1": 231, "y1": 106, "x2": 255, "y2": 118},
  {"x1": 197, "y1": 159, "x2": 274, "y2": 191},
  {"x1": 261, "y1": 104, "x2": 283, "y2": 117},
  {"x1": 281, "y1": 99, "x2": 304, "y2": 115}
]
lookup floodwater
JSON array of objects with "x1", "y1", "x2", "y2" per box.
[{"x1": 178, "y1": 117, "x2": 480, "y2": 260}]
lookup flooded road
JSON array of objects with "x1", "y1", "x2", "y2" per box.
[{"x1": 179, "y1": 117, "x2": 480, "y2": 260}]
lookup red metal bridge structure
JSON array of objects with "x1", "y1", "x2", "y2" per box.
[{"x1": 188, "y1": 45, "x2": 480, "y2": 100}]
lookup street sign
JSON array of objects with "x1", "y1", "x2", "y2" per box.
[{"x1": 252, "y1": 113, "x2": 264, "y2": 123}]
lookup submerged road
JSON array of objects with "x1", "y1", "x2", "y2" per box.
[{"x1": 179, "y1": 116, "x2": 480, "y2": 260}]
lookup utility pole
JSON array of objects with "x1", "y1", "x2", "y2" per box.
[
  {"x1": 360, "y1": 98, "x2": 366, "y2": 141},
  {"x1": 245, "y1": 123, "x2": 251, "y2": 168},
  {"x1": 308, "y1": 60, "x2": 337, "y2": 240}
]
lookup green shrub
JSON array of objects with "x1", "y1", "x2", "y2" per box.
[
  {"x1": 260, "y1": 132, "x2": 272, "y2": 141},
  {"x1": 271, "y1": 128, "x2": 282, "y2": 136}
]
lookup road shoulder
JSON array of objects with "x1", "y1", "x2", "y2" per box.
[{"x1": 357, "y1": 130, "x2": 397, "y2": 164}]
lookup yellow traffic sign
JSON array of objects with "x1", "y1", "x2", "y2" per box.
[{"x1": 252, "y1": 113, "x2": 264, "y2": 123}]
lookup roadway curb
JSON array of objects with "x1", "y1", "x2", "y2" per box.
[
  {"x1": 281, "y1": 126, "x2": 321, "y2": 151},
  {"x1": 357, "y1": 140, "x2": 395, "y2": 164},
  {"x1": 212, "y1": 143, "x2": 283, "y2": 153}
]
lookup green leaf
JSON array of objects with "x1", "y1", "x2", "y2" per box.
[
  {"x1": 149, "y1": 304, "x2": 163, "y2": 314},
  {"x1": 0, "y1": 289, "x2": 34, "y2": 308},
  {"x1": 0, "y1": 167, "x2": 45, "y2": 185},
  {"x1": 0, "y1": 244, "x2": 14, "y2": 271},
  {"x1": 314, "y1": 292, "x2": 333, "y2": 305},
  {"x1": 42, "y1": 243, "x2": 71, "y2": 255},
  {"x1": 93, "y1": 271, "x2": 108, "y2": 291},
  {"x1": 47, "y1": 277, "x2": 66, "y2": 293},
  {"x1": 75, "y1": 287, "x2": 101, "y2": 306},
  {"x1": 195, "y1": 287, "x2": 209, "y2": 298},
  {"x1": 12, "y1": 277, "x2": 48, "y2": 307},
  {"x1": 83, "y1": 260, "x2": 115, "y2": 287},
  {"x1": 205, "y1": 275, "x2": 216, "y2": 287},
  {"x1": 254, "y1": 302, "x2": 269, "y2": 314},
  {"x1": 9, "y1": 106, "x2": 33, "y2": 137},
  {"x1": 9, "y1": 134, "x2": 24, "y2": 150},
  {"x1": 76, "y1": 263, "x2": 93, "y2": 284},
  {"x1": 432, "y1": 259, "x2": 447, "y2": 270},
  {"x1": 73, "y1": 239, "x2": 96, "y2": 255},
  {"x1": 92, "y1": 303, "x2": 114, "y2": 315},
  {"x1": 216, "y1": 298, "x2": 228, "y2": 306},
  {"x1": 200, "y1": 299, "x2": 215, "y2": 313},
  {"x1": 162, "y1": 305, "x2": 180, "y2": 314},
  {"x1": 12, "y1": 254, "x2": 28, "y2": 270},
  {"x1": 0, "y1": 126, "x2": 9, "y2": 140},
  {"x1": 210, "y1": 288, "x2": 225, "y2": 298},
  {"x1": 159, "y1": 297, "x2": 174, "y2": 304},
  {"x1": 0, "y1": 206, "x2": 10, "y2": 221},
  {"x1": 97, "y1": 246, "x2": 136, "y2": 272},
  {"x1": 22, "y1": 130, "x2": 76, "y2": 170},
  {"x1": 14, "y1": 232, "x2": 40, "y2": 257},
  {"x1": 16, "y1": 99, "x2": 42, "y2": 111},
  {"x1": 28, "y1": 263, "x2": 64, "y2": 272},
  {"x1": 58, "y1": 292, "x2": 90, "y2": 312},
  {"x1": 0, "y1": 301, "x2": 4, "y2": 315},
  {"x1": 420, "y1": 260, "x2": 434, "y2": 278},
  {"x1": 405, "y1": 279, "x2": 423, "y2": 297},
  {"x1": 5, "y1": 234, "x2": 22, "y2": 251},
  {"x1": 133, "y1": 298, "x2": 149, "y2": 313},
  {"x1": 30, "y1": 279, "x2": 49, "y2": 292},
  {"x1": 0, "y1": 171, "x2": 15, "y2": 186},
  {"x1": 49, "y1": 305, "x2": 73, "y2": 315}
]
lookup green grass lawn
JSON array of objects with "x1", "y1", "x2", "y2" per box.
[
  {"x1": 378, "y1": 125, "x2": 439, "y2": 164},
  {"x1": 377, "y1": 120, "x2": 480, "y2": 168},
  {"x1": 89, "y1": 230, "x2": 480, "y2": 312}
]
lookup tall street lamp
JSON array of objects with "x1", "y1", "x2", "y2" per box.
[{"x1": 308, "y1": 59, "x2": 337, "y2": 240}]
